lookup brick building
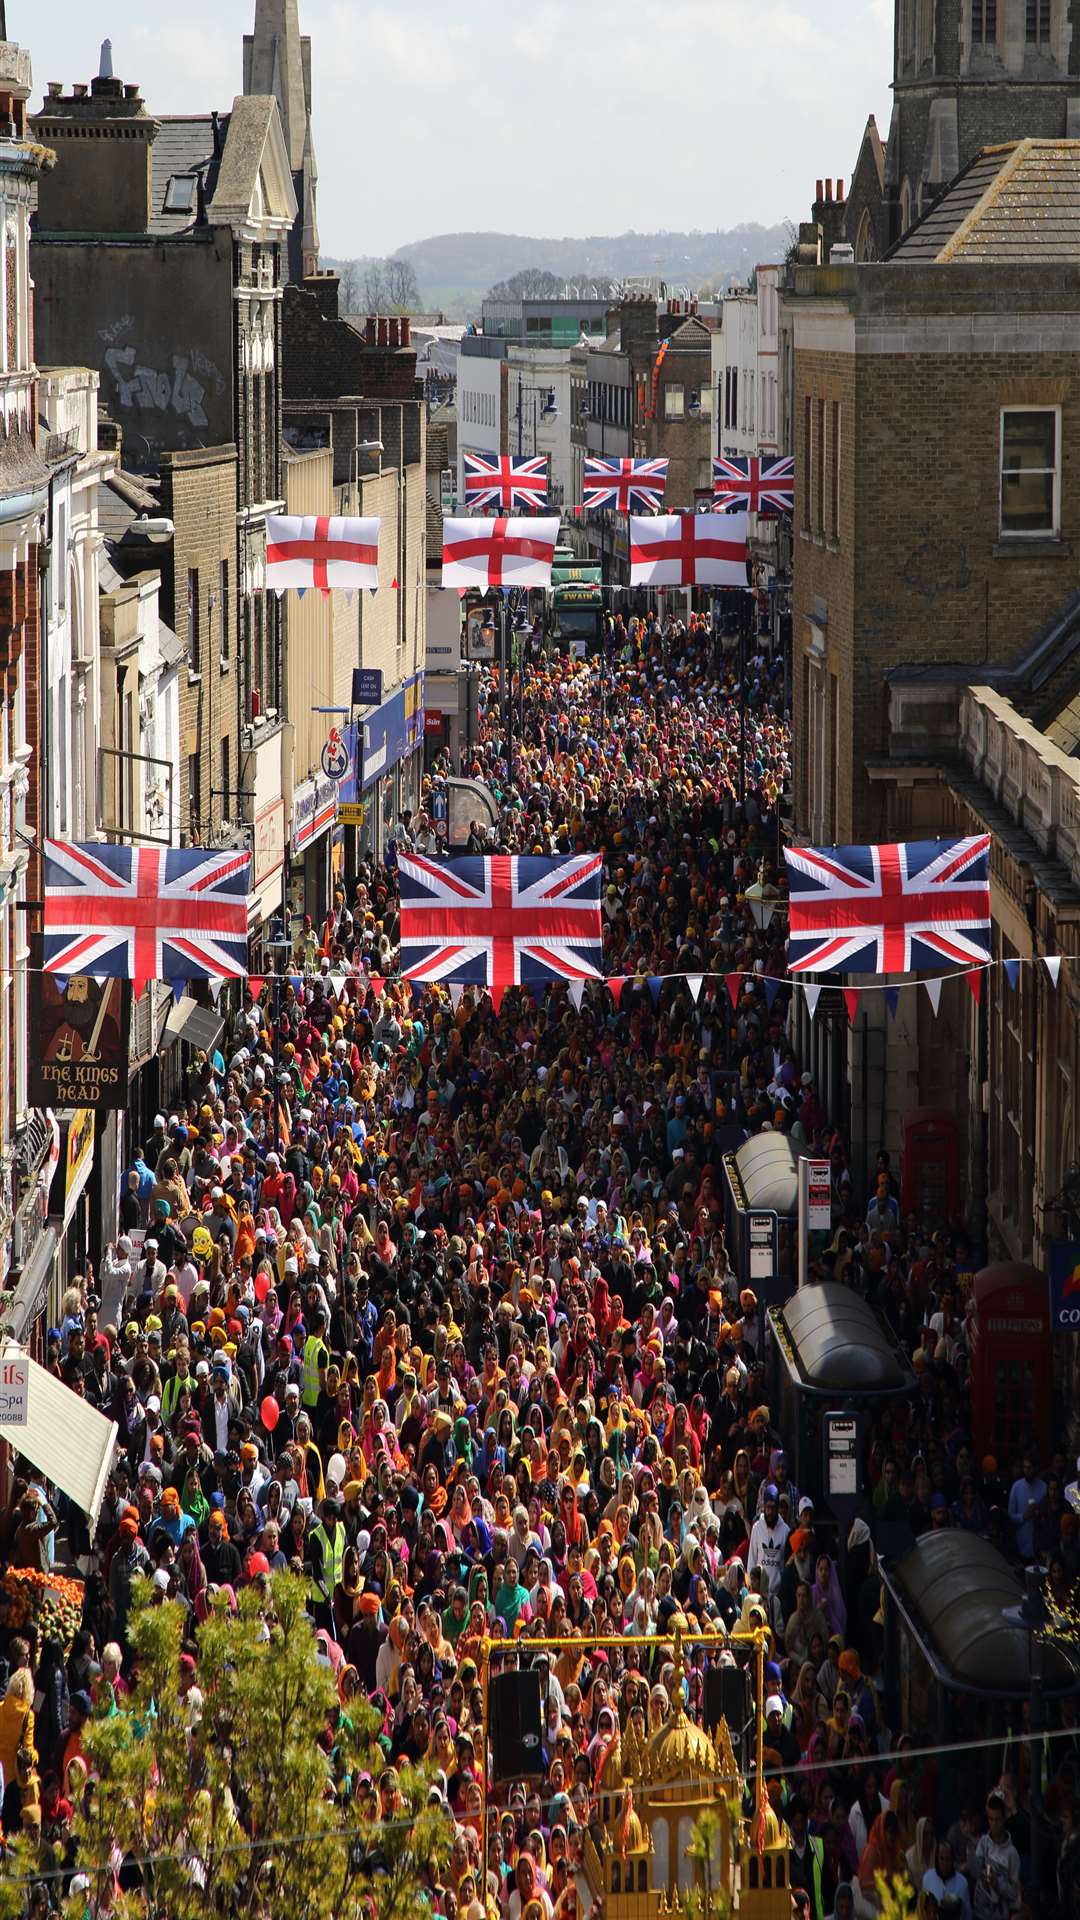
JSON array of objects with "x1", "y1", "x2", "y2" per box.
[
  {"x1": 282, "y1": 271, "x2": 427, "y2": 872},
  {"x1": 788, "y1": 140, "x2": 1080, "y2": 1248},
  {"x1": 30, "y1": 58, "x2": 296, "y2": 927}
]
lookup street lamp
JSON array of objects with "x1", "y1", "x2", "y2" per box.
[
  {"x1": 745, "y1": 861, "x2": 783, "y2": 932},
  {"x1": 515, "y1": 377, "x2": 559, "y2": 458}
]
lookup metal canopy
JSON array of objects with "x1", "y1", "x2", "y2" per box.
[{"x1": 777, "y1": 1282, "x2": 915, "y2": 1395}]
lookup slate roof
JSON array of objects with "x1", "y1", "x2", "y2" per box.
[
  {"x1": 891, "y1": 140, "x2": 1080, "y2": 264},
  {"x1": 148, "y1": 114, "x2": 227, "y2": 236}
]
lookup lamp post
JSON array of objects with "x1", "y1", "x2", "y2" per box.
[
  {"x1": 515, "y1": 376, "x2": 558, "y2": 461},
  {"x1": 265, "y1": 925, "x2": 292, "y2": 1156},
  {"x1": 1002, "y1": 1570, "x2": 1050, "y2": 1899}
]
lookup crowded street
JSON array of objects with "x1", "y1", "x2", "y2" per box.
[{"x1": 0, "y1": 605, "x2": 1074, "y2": 1919}]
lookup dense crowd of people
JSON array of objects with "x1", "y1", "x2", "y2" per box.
[{"x1": 0, "y1": 608, "x2": 1075, "y2": 1920}]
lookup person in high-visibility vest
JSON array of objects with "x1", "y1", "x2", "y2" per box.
[
  {"x1": 307, "y1": 1496, "x2": 346, "y2": 1629},
  {"x1": 788, "y1": 1801, "x2": 827, "y2": 1920},
  {"x1": 301, "y1": 1309, "x2": 329, "y2": 1411}
]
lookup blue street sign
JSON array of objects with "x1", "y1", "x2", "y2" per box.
[{"x1": 351, "y1": 667, "x2": 383, "y2": 707}]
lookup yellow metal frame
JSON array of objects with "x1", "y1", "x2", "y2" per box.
[{"x1": 477, "y1": 1624, "x2": 769, "y2": 1861}]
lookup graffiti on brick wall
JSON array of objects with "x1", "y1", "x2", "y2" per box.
[{"x1": 99, "y1": 318, "x2": 225, "y2": 432}]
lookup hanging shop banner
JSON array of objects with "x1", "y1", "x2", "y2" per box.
[
  {"x1": 291, "y1": 773, "x2": 338, "y2": 857},
  {"x1": 1048, "y1": 1242, "x2": 1080, "y2": 1332},
  {"x1": 29, "y1": 971, "x2": 131, "y2": 1111}
]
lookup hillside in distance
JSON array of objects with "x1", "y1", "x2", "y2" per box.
[{"x1": 327, "y1": 223, "x2": 792, "y2": 315}]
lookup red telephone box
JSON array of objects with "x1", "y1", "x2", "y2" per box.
[
  {"x1": 901, "y1": 1109, "x2": 960, "y2": 1225},
  {"x1": 968, "y1": 1263, "x2": 1051, "y2": 1462}
]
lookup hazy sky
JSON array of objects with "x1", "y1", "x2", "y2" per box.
[{"x1": 21, "y1": 0, "x2": 893, "y2": 256}]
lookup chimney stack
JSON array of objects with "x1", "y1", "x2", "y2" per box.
[
  {"x1": 816, "y1": 178, "x2": 823, "y2": 203},
  {"x1": 825, "y1": 178, "x2": 833, "y2": 202},
  {"x1": 838, "y1": 177, "x2": 845, "y2": 200}
]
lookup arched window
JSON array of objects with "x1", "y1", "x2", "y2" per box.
[
  {"x1": 611, "y1": 1862, "x2": 621, "y2": 1894},
  {"x1": 652, "y1": 1818, "x2": 669, "y2": 1890},
  {"x1": 854, "y1": 208, "x2": 877, "y2": 263},
  {"x1": 916, "y1": 0, "x2": 935, "y2": 66},
  {"x1": 899, "y1": 178, "x2": 913, "y2": 234},
  {"x1": 676, "y1": 1817, "x2": 695, "y2": 1890}
]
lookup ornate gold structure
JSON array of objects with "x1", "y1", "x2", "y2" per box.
[{"x1": 479, "y1": 1625, "x2": 790, "y2": 1920}]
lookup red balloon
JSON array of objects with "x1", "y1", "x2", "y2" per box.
[
  {"x1": 260, "y1": 1394, "x2": 280, "y2": 1432},
  {"x1": 253, "y1": 1272, "x2": 270, "y2": 1303}
]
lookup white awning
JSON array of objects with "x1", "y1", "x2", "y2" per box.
[{"x1": 0, "y1": 1347, "x2": 117, "y2": 1525}]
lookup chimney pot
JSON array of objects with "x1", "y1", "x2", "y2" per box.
[
  {"x1": 377, "y1": 316, "x2": 388, "y2": 348},
  {"x1": 401, "y1": 315, "x2": 411, "y2": 347},
  {"x1": 47, "y1": 81, "x2": 62, "y2": 98},
  {"x1": 72, "y1": 83, "x2": 88, "y2": 99},
  {"x1": 825, "y1": 178, "x2": 833, "y2": 202},
  {"x1": 124, "y1": 83, "x2": 139, "y2": 99},
  {"x1": 388, "y1": 316, "x2": 399, "y2": 349},
  {"x1": 838, "y1": 177, "x2": 845, "y2": 200},
  {"x1": 815, "y1": 178, "x2": 823, "y2": 202},
  {"x1": 365, "y1": 316, "x2": 376, "y2": 345}
]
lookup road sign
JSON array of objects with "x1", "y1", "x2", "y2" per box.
[
  {"x1": 824, "y1": 1412, "x2": 861, "y2": 1501},
  {"x1": 320, "y1": 727, "x2": 350, "y2": 782},
  {"x1": 351, "y1": 667, "x2": 383, "y2": 708},
  {"x1": 0, "y1": 1348, "x2": 28, "y2": 1426},
  {"x1": 337, "y1": 801, "x2": 366, "y2": 828}
]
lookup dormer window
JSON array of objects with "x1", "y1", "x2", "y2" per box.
[{"x1": 164, "y1": 174, "x2": 197, "y2": 213}]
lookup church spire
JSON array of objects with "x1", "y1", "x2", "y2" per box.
[{"x1": 243, "y1": 0, "x2": 318, "y2": 282}]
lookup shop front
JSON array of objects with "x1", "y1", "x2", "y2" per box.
[
  {"x1": 338, "y1": 670, "x2": 425, "y2": 863},
  {"x1": 291, "y1": 771, "x2": 339, "y2": 919}
]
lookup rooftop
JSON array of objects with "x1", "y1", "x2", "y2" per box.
[{"x1": 890, "y1": 139, "x2": 1080, "y2": 265}]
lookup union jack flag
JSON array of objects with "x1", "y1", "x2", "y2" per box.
[
  {"x1": 712, "y1": 454, "x2": 795, "y2": 516},
  {"x1": 43, "y1": 841, "x2": 252, "y2": 993},
  {"x1": 463, "y1": 453, "x2": 549, "y2": 511},
  {"x1": 583, "y1": 457, "x2": 669, "y2": 513},
  {"x1": 398, "y1": 853, "x2": 603, "y2": 994},
  {"x1": 784, "y1": 836, "x2": 992, "y2": 975}
]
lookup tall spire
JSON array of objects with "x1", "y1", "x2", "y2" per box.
[
  {"x1": 0, "y1": 5, "x2": 8, "y2": 44},
  {"x1": 243, "y1": 0, "x2": 306, "y2": 173},
  {"x1": 243, "y1": 0, "x2": 318, "y2": 282}
]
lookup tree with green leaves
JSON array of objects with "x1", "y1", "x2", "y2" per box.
[{"x1": 0, "y1": 1573, "x2": 450, "y2": 1920}]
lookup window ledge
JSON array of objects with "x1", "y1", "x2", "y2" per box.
[
  {"x1": 220, "y1": 656, "x2": 231, "y2": 674},
  {"x1": 187, "y1": 669, "x2": 203, "y2": 686},
  {"x1": 993, "y1": 536, "x2": 1070, "y2": 559}
]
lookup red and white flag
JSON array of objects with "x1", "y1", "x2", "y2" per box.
[
  {"x1": 442, "y1": 515, "x2": 560, "y2": 590},
  {"x1": 629, "y1": 512, "x2": 749, "y2": 587},
  {"x1": 266, "y1": 515, "x2": 380, "y2": 595}
]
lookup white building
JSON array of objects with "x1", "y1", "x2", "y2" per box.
[
  {"x1": 456, "y1": 343, "x2": 502, "y2": 507},
  {"x1": 756, "y1": 265, "x2": 780, "y2": 456},
  {"x1": 456, "y1": 337, "x2": 579, "y2": 514},
  {"x1": 38, "y1": 368, "x2": 114, "y2": 842},
  {"x1": 711, "y1": 291, "x2": 758, "y2": 459}
]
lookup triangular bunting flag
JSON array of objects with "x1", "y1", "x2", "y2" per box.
[
  {"x1": 1045, "y1": 955, "x2": 1062, "y2": 988},
  {"x1": 53, "y1": 975, "x2": 68, "y2": 997},
  {"x1": 725, "y1": 971, "x2": 742, "y2": 1009},
  {"x1": 966, "y1": 969, "x2": 983, "y2": 1005},
  {"x1": 803, "y1": 983, "x2": 822, "y2": 1021},
  {"x1": 764, "y1": 977, "x2": 781, "y2": 1012},
  {"x1": 842, "y1": 987, "x2": 859, "y2": 1026},
  {"x1": 449, "y1": 983, "x2": 464, "y2": 1012},
  {"x1": 296, "y1": 587, "x2": 306, "y2": 600},
  {"x1": 647, "y1": 975, "x2": 663, "y2": 1005},
  {"x1": 568, "y1": 981, "x2": 585, "y2": 1011},
  {"x1": 329, "y1": 972, "x2": 346, "y2": 997},
  {"x1": 685, "y1": 975, "x2": 703, "y2": 1004},
  {"x1": 368, "y1": 974, "x2": 384, "y2": 998},
  {"x1": 390, "y1": 576, "x2": 399, "y2": 589},
  {"x1": 247, "y1": 977, "x2": 265, "y2": 1001},
  {"x1": 608, "y1": 977, "x2": 625, "y2": 1007},
  {"x1": 345, "y1": 591, "x2": 354, "y2": 607},
  {"x1": 171, "y1": 978, "x2": 187, "y2": 1004},
  {"x1": 409, "y1": 980, "x2": 425, "y2": 1007},
  {"x1": 1003, "y1": 958, "x2": 1020, "y2": 990},
  {"x1": 209, "y1": 979, "x2": 224, "y2": 1006},
  {"x1": 924, "y1": 977, "x2": 943, "y2": 1016},
  {"x1": 489, "y1": 984, "x2": 505, "y2": 1015},
  {"x1": 884, "y1": 986, "x2": 900, "y2": 1021},
  {"x1": 370, "y1": 587, "x2": 379, "y2": 598}
]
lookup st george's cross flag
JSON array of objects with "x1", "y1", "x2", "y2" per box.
[
  {"x1": 712, "y1": 455, "x2": 795, "y2": 516},
  {"x1": 784, "y1": 836, "x2": 992, "y2": 975},
  {"x1": 442, "y1": 515, "x2": 560, "y2": 590},
  {"x1": 266, "y1": 516, "x2": 380, "y2": 595},
  {"x1": 629, "y1": 512, "x2": 749, "y2": 588},
  {"x1": 583, "y1": 456, "x2": 669, "y2": 513},
  {"x1": 398, "y1": 852, "x2": 604, "y2": 993},
  {"x1": 463, "y1": 453, "x2": 549, "y2": 512},
  {"x1": 44, "y1": 840, "x2": 251, "y2": 994}
]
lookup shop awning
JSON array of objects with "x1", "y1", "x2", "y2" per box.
[
  {"x1": 0, "y1": 1347, "x2": 116, "y2": 1524},
  {"x1": 162, "y1": 997, "x2": 224, "y2": 1054}
]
